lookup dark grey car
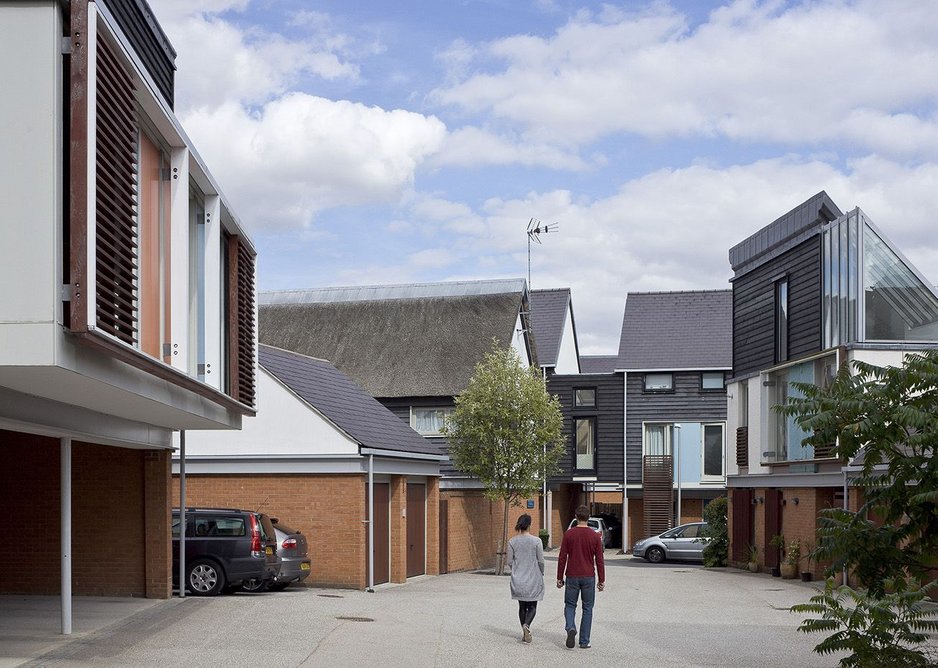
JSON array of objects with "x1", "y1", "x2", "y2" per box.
[
  {"x1": 268, "y1": 520, "x2": 311, "y2": 590},
  {"x1": 631, "y1": 522, "x2": 710, "y2": 564}
]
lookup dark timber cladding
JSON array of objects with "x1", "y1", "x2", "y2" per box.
[
  {"x1": 625, "y1": 371, "x2": 727, "y2": 485},
  {"x1": 546, "y1": 373, "x2": 623, "y2": 482},
  {"x1": 380, "y1": 397, "x2": 457, "y2": 475},
  {"x1": 732, "y1": 237, "x2": 823, "y2": 377},
  {"x1": 100, "y1": 0, "x2": 177, "y2": 108}
]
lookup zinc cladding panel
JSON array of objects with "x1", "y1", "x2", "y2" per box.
[
  {"x1": 732, "y1": 236, "x2": 823, "y2": 378},
  {"x1": 545, "y1": 374, "x2": 623, "y2": 483},
  {"x1": 625, "y1": 371, "x2": 728, "y2": 485}
]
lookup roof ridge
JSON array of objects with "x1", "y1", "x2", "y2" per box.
[
  {"x1": 258, "y1": 343, "x2": 332, "y2": 366},
  {"x1": 626, "y1": 288, "x2": 732, "y2": 296}
]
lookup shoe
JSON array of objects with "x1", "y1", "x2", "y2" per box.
[
  {"x1": 522, "y1": 625, "x2": 532, "y2": 643},
  {"x1": 566, "y1": 628, "x2": 576, "y2": 648},
  {"x1": 579, "y1": 643, "x2": 591, "y2": 649}
]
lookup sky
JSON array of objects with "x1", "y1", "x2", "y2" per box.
[{"x1": 148, "y1": 0, "x2": 938, "y2": 355}]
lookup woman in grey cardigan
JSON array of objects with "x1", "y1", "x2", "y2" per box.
[{"x1": 507, "y1": 514, "x2": 545, "y2": 643}]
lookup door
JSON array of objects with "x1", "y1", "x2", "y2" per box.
[
  {"x1": 373, "y1": 483, "x2": 390, "y2": 585},
  {"x1": 669, "y1": 523, "x2": 700, "y2": 560},
  {"x1": 406, "y1": 483, "x2": 426, "y2": 577},
  {"x1": 439, "y1": 499, "x2": 449, "y2": 575},
  {"x1": 764, "y1": 489, "x2": 782, "y2": 568}
]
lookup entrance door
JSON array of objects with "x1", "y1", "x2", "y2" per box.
[
  {"x1": 373, "y1": 483, "x2": 390, "y2": 585},
  {"x1": 406, "y1": 483, "x2": 426, "y2": 577},
  {"x1": 764, "y1": 489, "x2": 782, "y2": 569}
]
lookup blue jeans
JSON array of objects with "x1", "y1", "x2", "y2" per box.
[{"x1": 564, "y1": 576, "x2": 595, "y2": 646}]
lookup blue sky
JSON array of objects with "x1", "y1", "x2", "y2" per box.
[{"x1": 149, "y1": 0, "x2": 938, "y2": 353}]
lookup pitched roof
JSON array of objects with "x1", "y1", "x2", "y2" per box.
[
  {"x1": 616, "y1": 290, "x2": 732, "y2": 370},
  {"x1": 259, "y1": 345, "x2": 442, "y2": 457},
  {"x1": 530, "y1": 288, "x2": 573, "y2": 367},
  {"x1": 729, "y1": 191, "x2": 843, "y2": 277},
  {"x1": 579, "y1": 355, "x2": 618, "y2": 374},
  {"x1": 258, "y1": 280, "x2": 528, "y2": 398}
]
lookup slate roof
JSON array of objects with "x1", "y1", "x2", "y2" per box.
[
  {"x1": 259, "y1": 345, "x2": 443, "y2": 458},
  {"x1": 530, "y1": 288, "x2": 575, "y2": 368},
  {"x1": 729, "y1": 191, "x2": 843, "y2": 277},
  {"x1": 579, "y1": 355, "x2": 618, "y2": 374},
  {"x1": 616, "y1": 290, "x2": 733, "y2": 370},
  {"x1": 258, "y1": 280, "x2": 529, "y2": 398}
]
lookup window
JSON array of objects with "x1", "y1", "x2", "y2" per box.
[
  {"x1": 775, "y1": 278, "x2": 788, "y2": 362},
  {"x1": 574, "y1": 388, "x2": 596, "y2": 407},
  {"x1": 701, "y1": 372, "x2": 724, "y2": 390},
  {"x1": 189, "y1": 187, "x2": 207, "y2": 380},
  {"x1": 411, "y1": 407, "x2": 453, "y2": 435},
  {"x1": 644, "y1": 373, "x2": 673, "y2": 392},
  {"x1": 765, "y1": 354, "x2": 837, "y2": 463},
  {"x1": 644, "y1": 423, "x2": 672, "y2": 456},
  {"x1": 702, "y1": 423, "x2": 724, "y2": 480},
  {"x1": 575, "y1": 417, "x2": 596, "y2": 469}
]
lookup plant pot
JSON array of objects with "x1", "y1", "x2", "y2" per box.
[
  {"x1": 800, "y1": 572, "x2": 812, "y2": 582},
  {"x1": 780, "y1": 563, "x2": 797, "y2": 579},
  {"x1": 748, "y1": 562, "x2": 759, "y2": 573},
  {"x1": 771, "y1": 566, "x2": 781, "y2": 577}
]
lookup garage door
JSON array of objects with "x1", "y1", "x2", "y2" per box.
[{"x1": 406, "y1": 483, "x2": 426, "y2": 577}]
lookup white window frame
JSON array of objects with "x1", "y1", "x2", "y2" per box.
[
  {"x1": 701, "y1": 371, "x2": 725, "y2": 391},
  {"x1": 410, "y1": 407, "x2": 453, "y2": 436},
  {"x1": 700, "y1": 422, "x2": 725, "y2": 482}
]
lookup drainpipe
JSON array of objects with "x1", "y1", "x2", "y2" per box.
[
  {"x1": 541, "y1": 366, "x2": 548, "y2": 541},
  {"x1": 674, "y1": 424, "x2": 682, "y2": 526},
  {"x1": 842, "y1": 467, "x2": 848, "y2": 587},
  {"x1": 367, "y1": 454, "x2": 374, "y2": 592},
  {"x1": 60, "y1": 436, "x2": 72, "y2": 635},
  {"x1": 622, "y1": 371, "x2": 628, "y2": 551},
  {"x1": 179, "y1": 430, "x2": 186, "y2": 599}
]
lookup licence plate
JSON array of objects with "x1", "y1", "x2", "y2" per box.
[
  {"x1": 300, "y1": 562, "x2": 310, "y2": 571},
  {"x1": 266, "y1": 547, "x2": 273, "y2": 555}
]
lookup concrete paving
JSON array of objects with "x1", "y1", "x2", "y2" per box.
[{"x1": 2, "y1": 551, "x2": 934, "y2": 667}]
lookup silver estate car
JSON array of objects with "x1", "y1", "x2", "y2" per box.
[{"x1": 631, "y1": 522, "x2": 709, "y2": 563}]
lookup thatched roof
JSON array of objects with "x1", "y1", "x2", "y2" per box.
[{"x1": 259, "y1": 282, "x2": 528, "y2": 398}]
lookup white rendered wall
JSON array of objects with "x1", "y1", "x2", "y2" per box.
[
  {"x1": 554, "y1": 305, "x2": 580, "y2": 374},
  {"x1": 0, "y1": 3, "x2": 61, "y2": 366},
  {"x1": 848, "y1": 349, "x2": 907, "y2": 369},
  {"x1": 511, "y1": 312, "x2": 531, "y2": 366},
  {"x1": 183, "y1": 369, "x2": 359, "y2": 456},
  {"x1": 724, "y1": 381, "x2": 739, "y2": 478}
]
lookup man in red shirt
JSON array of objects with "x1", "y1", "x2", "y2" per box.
[{"x1": 556, "y1": 504, "x2": 605, "y2": 649}]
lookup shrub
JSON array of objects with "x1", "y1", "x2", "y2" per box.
[{"x1": 700, "y1": 496, "x2": 727, "y2": 567}]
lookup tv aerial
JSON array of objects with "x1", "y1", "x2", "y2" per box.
[{"x1": 526, "y1": 218, "x2": 558, "y2": 288}]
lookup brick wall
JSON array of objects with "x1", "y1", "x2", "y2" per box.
[
  {"x1": 440, "y1": 490, "x2": 536, "y2": 572},
  {"x1": 0, "y1": 430, "x2": 164, "y2": 597}
]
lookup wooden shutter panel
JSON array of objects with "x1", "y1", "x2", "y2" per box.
[
  {"x1": 735, "y1": 426, "x2": 749, "y2": 467},
  {"x1": 226, "y1": 234, "x2": 256, "y2": 407},
  {"x1": 94, "y1": 35, "x2": 139, "y2": 345},
  {"x1": 642, "y1": 454, "x2": 673, "y2": 537}
]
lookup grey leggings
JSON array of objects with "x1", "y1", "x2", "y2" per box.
[{"x1": 518, "y1": 600, "x2": 538, "y2": 627}]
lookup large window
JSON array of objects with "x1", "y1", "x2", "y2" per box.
[
  {"x1": 411, "y1": 407, "x2": 453, "y2": 435},
  {"x1": 643, "y1": 422, "x2": 725, "y2": 483},
  {"x1": 644, "y1": 423, "x2": 672, "y2": 456},
  {"x1": 575, "y1": 417, "x2": 596, "y2": 470},
  {"x1": 189, "y1": 188, "x2": 207, "y2": 380},
  {"x1": 765, "y1": 354, "x2": 837, "y2": 463},
  {"x1": 702, "y1": 423, "x2": 724, "y2": 480}
]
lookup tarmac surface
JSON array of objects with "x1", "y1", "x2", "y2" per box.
[{"x1": 3, "y1": 551, "x2": 934, "y2": 667}]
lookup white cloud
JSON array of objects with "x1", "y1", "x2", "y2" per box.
[
  {"x1": 432, "y1": 1, "x2": 938, "y2": 157},
  {"x1": 432, "y1": 126, "x2": 591, "y2": 170},
  {"x1": 181, "y1": 95, "x2": 446, "y2": 229}
]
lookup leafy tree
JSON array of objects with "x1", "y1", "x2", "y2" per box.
[
  {"x1": 781, "y1": 350, "x2": 938, "y2": 664},
  {"x1": 442, "y1": 341, "x2": 566, "y2": 574},
  {"x1": 700, "y1": 496, "x2": 727, "y2": 567}
]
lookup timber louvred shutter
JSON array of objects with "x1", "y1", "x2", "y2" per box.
[
  {"x1": 94, "y1": 35, "x2": 139, "y2": 345},
  {"x1": 226, "y1": 234, "x2": 256, "y2": 407},
  {"x1": 642, "y1": 454, "x2": 673, "y2": 537}
]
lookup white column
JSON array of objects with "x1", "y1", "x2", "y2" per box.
[
  {"x1": 60, "y1": 437, "x2": 72, "y2": 635},
  {"x1": 179, "y1": 430, "x2": 186, "y2": 598},
  {"x1": 202, "y1": 195, "x2": 222, "y2": 390},
  {"x1": 169, "y1": 147, "x2": 190, "y2": 371},
  {"x1": 675, "y1": 424, "x2": 682, "y2": 526},
  {"x1": 367, "y1": 454, "x2": 374, "y2": 592}
]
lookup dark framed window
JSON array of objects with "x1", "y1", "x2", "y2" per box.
[
  {"x1": 574, "y1": 417, "x2": 596, "y2": 470},
  {"x1": 701, "y1": 372, "x2": 725, "y2": 391},
  {"x1": 644, "y1": 373, "x2": 673, "y2": 392},
  {"x1": 775, "y1": 278, "x2": 789, "y2": 363},
  {"x1": 574, "y1": 388, "x2": 596, "y2": 407}
]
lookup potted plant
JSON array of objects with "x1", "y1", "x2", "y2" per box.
[
  {"x1": 769, "y1": 534, "x2": 785, "y2": 577},
  {"x1": 780, "y1": 539, "x2": 801, "y2": 579},
  {"x1": 747, "y1": 544, "x2": 759, "y2": 573},
  {"x1": 799, "y1": 541, "x2": 813, "y2": 582}
]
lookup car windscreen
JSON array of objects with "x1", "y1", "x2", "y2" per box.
[{"x1": 274, "y1": 522, "x2": 299, "y2": 535}]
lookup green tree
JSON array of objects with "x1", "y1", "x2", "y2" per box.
[
  {"x1": 700, "y1": 496, "x2": 727, "y2": 567},
  {"x1": 782, "y1": 350, "x2": 938, "y2": 665},
  {"x1": 442, "y1": 341, "x2": 566, "y2": 575}
]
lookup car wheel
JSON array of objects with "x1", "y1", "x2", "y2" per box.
[
  {"x1": 646, "y1": 546, "x2": 666, "y2": 564},
  {"x1": 187, "y1": 559, "x2": 225, "y2": 596},
  {"x1": 241, "y1": 578, "x2": 269, "y2": 593}
]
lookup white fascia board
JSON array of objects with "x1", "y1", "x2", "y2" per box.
[
  {"x1": 359, "y1": 447, "x2": 448, "y2": 462},
  {"x1": 617, "y1": 367, "x2": 732, "y2": 373}
]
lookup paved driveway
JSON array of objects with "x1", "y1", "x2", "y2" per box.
[{"x1": 12, "y1": 552, "x2": 858, "y2": 667}]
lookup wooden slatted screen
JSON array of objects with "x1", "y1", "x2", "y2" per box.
[
  {"x1": 642, "y1": 455, "x2": 673, "y2": 537},
  {"x1": 226, "y1": 234, "x2": 256, "y2": 408},
  {"x1": 735, "y1": 426, "x2": 748, "y2": 467},
  {"x1": 94, "y1": 36, "x2": 139, "y2": 345},
  {"x1": 730, "y1": 488, "x2": 754, "y2": 562}
]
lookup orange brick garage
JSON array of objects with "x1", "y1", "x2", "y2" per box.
[
  {"x1": 0, "y1": 430, "x2": 172, "y2": 598},
  {"x1": 174, "y1": 473, "x2": 440, "y2": 589}
]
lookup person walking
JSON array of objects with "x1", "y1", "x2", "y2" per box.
[
  {"x1": 507, "y1": 513, "x2": 545, "y2": 643},
  {"x1": 556, "y1": 504, "x2": 605, "y2": 649}
]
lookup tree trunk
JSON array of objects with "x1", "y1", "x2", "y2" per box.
[{"x1": 497, "y1": 498, "x2": 510, "y2": 575}]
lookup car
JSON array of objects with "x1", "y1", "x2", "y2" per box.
[
  {"x1": 631, "y1": 522, "x2": 710, "y2": 564},
  {"x1": 267, "y1": 519, "x2": 311, "y2": 591},
  {"x1": 567, "y1": 516, "x2": 612, "y2": 548},
  {"x1": 240, "y1": 512, "x2": 282, "y2": 592},
  {"x1": 172, "y1": 508, "x2": 280, "y2": 596}
]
